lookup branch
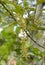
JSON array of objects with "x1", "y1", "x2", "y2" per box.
[
  {"x1": 25, "y1": 30, "x2": 45, "y2": 49},
  {"x1": 0, "y1": 1, "x2": 16, "y2": 22}
]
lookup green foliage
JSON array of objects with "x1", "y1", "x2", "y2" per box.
[
  {"x1": 0, "y1": 0, "x2": 45, "y2": 65},
  {"x1": 37, "y1": 0, "x2": 45, "y2": 4}
]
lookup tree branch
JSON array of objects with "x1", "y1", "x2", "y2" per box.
[
  {"x1": 0, "y1": 1, "x2": 16, "y2": 22},
  {"x1": 25, "y1": 30, "x2": 45, "y2": 49}
]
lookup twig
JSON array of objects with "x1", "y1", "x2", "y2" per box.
[
  {"x1": 0, "y1": 1, "x2": 16, "y2": 22},
  {"x1": 25, "y1": 30, "x2": 45, "y2": 49}
]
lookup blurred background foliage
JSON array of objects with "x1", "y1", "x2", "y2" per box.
[{"x1": 0, "y1": 0, "x2": 45, "y2": 65}]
